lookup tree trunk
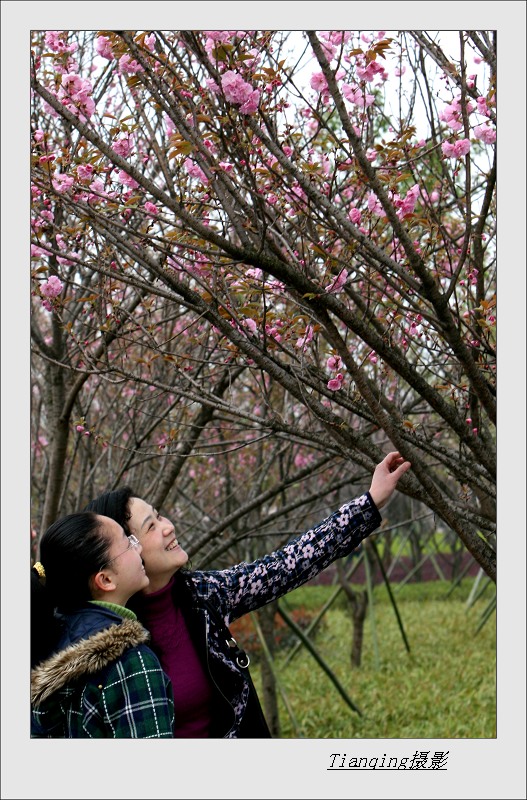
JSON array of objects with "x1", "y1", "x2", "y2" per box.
[
  {"x1": 257, "y1": 601, "x2": 280, "y2": 737},
  {"x1": 336, "y1": 561, "x2": 369, "y2": 668},
  {"x1": 350, "y1": 591, "x2": 369, "y2": 668}
]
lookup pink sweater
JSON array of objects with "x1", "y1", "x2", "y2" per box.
[{"x1": 139, "y1": 577, "x2": 213, "y2": 738}]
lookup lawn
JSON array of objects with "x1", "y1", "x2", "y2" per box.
[{"x1": 246, "y1": 578, "x2": 496, "y2": 739}]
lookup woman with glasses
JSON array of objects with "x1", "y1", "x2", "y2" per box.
[
  {"x1": 86, "y1": 451, "x2": 411, "y2": 738},
  {"x1": 31, "y1": 511, "x2": 175, "y2": 737}
]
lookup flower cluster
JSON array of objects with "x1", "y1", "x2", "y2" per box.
[
  {"x1": 220, "y1": 70, "x2": 260, "y2": 115},
  {"x1": 58, "y1": 72, "x2": 95, "y2": 121},
  {"x1": 342, "y1": 83, "x2": 375, "y2": 107},
  {"x1": 40, "y1": 275, "x2": 64, "y2": 311},
  {"x1": 326, "y1": 354, "x2": 344, "y2": 391},
  {"x1": 441, "y1": 138, "x2": 471, "y2": 159},
  {"x1": 325, "y1": 269, "x2": 349, "y2": 294}
]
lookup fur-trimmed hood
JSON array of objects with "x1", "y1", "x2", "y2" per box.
[{"x1": 31, "y1": 618, "x2": 149, "y2": 707}]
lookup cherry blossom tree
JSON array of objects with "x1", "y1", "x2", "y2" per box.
[{"x1": 30, "y1": 30, "x2": 496, "y2": 582}]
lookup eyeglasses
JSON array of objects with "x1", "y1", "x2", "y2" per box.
[{"x1": 99, "y1": 535, "x2": 140, "y2": 571}]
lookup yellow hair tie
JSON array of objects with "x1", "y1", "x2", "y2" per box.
[{"x1": 33, "y1": 561, "x2": 46, "y2": 580}]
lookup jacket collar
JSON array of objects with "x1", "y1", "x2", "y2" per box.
[{"x1": 31, "y1": 617, "x2": 149, "y2": 706}]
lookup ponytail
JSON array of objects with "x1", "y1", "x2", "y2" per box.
[{"x1": 31, "y1": 564, "x2": 58, "y2": 668}]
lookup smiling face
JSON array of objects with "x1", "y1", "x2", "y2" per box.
[
  {"x1": 126, "y1": 498, "x2": 189, "y2": 593},
  {"x1": 96, "y1": 515, "x2": 149, "y2": 605}
]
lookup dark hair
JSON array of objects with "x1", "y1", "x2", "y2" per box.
[
  {"x1": 31, "y1": 567, "x2": 58, "y2": 668},
  {"x1": 31, "y1": 512, "x2": 111, "y2": 668},
  {"x1": 85, "y1": 487, "x2": 135, "y2": 536}
]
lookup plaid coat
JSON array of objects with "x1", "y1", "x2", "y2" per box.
[
  {"x1": 30, "y1": 605, "x2": 174, "y2": 738},
  {"x1": 139, "y1": 491, "x2": 382, "y2": 738}
]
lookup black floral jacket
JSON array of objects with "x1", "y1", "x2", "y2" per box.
[{"x1": 138, "y1": 492, "x2": 382, "y2": 738}]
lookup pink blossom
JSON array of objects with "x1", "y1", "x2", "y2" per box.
[
  {"x1": 144, "y1": 33, "x2": 156, "y2": 52},
  {"x1": 45, "y1": 31, "x2": 76, "y2": 54},
  {"x1": 242, "y1": 318, "x2": 258, "y2": 334},
  {"x1": 441, "y1": 138, "x2": 471, "y2": 158},
  {"x1": 113, "y1": 135, "x2": 134, "y2": 157},
  {"x1": 34, "y1": 129, "x2": 45, "y2": 142},
  {"x1": 205, "y1": 78, "x2": 220, "y2": 95},
  {"x1": 58, "y1": 73, "x2": 95, "y2": 120},
  {"x1": 96, "y1": 35, "x2": 114, "y2": 59},
  {"x1": 367, "y1": 192, "x2": 384, "y2": 215},
  {"x1": 204, "y1": 30, "x2": 239, "y2": 43},
  {"x1": 41, "y1": 275, "x2": 64, "y2": 299},
  {"x1": 476, "y1": 96, "x2": 489, "y2": 115},
  {"x1": 34, "y1": 209, "x2": 54, "y2": 226},
  {"x1": 327, "y1": 355, "x2": 341, "y2": 371},
  {"x1": 396, "y1": 184, "x2": 420, "y2": 218},
  {"x1": 348, "y1": 207, "x2": 361, "y2": 224},
  {"x1": 219, "y1": 161, "x2": 234, "y2": 173},
  {"x1": 294, "y1": 452, "x2": 310, "y2": 469},
  {"x1": 89, "y1": 178, "x2": 107, "y2": 197},
  {"x1": 440, "y1": 97, "x2": 474, "y2": 131},
  {"x1": 239, "y1": 90, "x2": 260, "y2": 115},
  {"x1": 473, "y1": 124, "x2": 496, "y2": 144},
  {"x1": 45, "y1": 31, "x2": 63, "y2": 51},
  {"x1": 119, "y1": 55, "x2": 144, "y2": 75},
  {"x1": 59, "y1": 75, "x2": 93, "y2": 106},
  {"x1": 439, "y1": 99, "x2": 465, "y2": 131},
  {"x1": 77, "y1": 163, "x2": 94, "y2": 181},
  {"x1": 60, "y1": 73, "x2": 85, "y2": 97},
  {"x1": 310, "y1": 72, "x2": 328, "y2": 93},
  {"x1": 164, "y1": 113, "x2": 176, "y2": 137},
  {"x1": 356, "y1": 59, "x2": 387, "y2": 83},
  {"x1": 77, "y1": 95, "x2": 95, "y2": 119},
  {"x1": 221, "y1": 71, "x2": 260, "y2": 114},
  {"x1": 296, "y1": 324, "x2": 314, "y2": 351},
  {"x1": 34, "y1": 435, "x2": 49, "y2": 457},
  {"x1": 342, "y1": 84, "x2": 374, "y2": 107},
  {"x1": 287, "y1": 183, "x2": 307, "y2": 207},
  {"x1": 184, "y1": 159, "x2": 209, "y2": 184},
  {"x1": 245, "y1": 268, "x2": 264, "y2": 281},
  {"x1": 76, "y1": 425, "x2": 85, "y2": 433},
  {"x1": 52, "y1": 173, "x2": 74, "y2": 193},
  {"x1": 327, "y1": 373, "x2": 344, "y2": 391},
  {"x1": 144, "y1": 201, "x2": 158, "y2": 216},
  {"x1": 325, "y1": 269, "x2": 348, "y2": 294},
  {"x1": 319, "y1": 40, "x2": 337, "y2": 61},
  {"x1": 117, "y1": 170, "x2": 139, "y2": 189}
]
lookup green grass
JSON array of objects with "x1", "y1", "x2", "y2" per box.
[{"x1": 250, "y1": 579, "x2": 496, "y2": 739}]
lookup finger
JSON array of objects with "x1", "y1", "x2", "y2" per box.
[{"x1": 393, "y1": 460, "x2": 411, "y2": 478}]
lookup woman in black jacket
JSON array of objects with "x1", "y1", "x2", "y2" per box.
[{"x1": 86, "y1": 451, "x2": 410, "y2": 737}]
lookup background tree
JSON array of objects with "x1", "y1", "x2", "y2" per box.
[{"x1": 30, "y1": 30, "x2": 496, "y2": 587}]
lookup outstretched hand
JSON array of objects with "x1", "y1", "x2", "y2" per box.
[{"x1": 368, "y1": 451, "x2": 411, "y2": 511}]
